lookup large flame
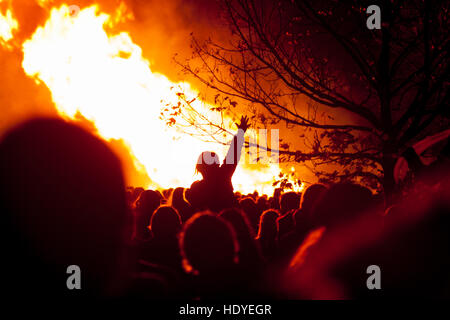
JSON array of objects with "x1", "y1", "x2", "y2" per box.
[{"x1": 20, "y1": 4, "x2": 300, "y2": 195}]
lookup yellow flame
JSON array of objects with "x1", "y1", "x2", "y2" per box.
[
  {"x1": 21, "y1": 4, "x2": 297, "y2": 195},
  {"x1": 36, "y1": 0, "x2": 53, "y2": 7},
  {"x1": 0, "y1": 3, "x2": 18, "y2": 49}
]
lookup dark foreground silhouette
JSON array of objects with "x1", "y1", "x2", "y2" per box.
[{"x1": 1, "y1": 117, "x2": 449, "y2": 301}]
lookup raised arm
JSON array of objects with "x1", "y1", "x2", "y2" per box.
[{"x1": 222, "y1": 116, "x2": 250, "y2": 176}]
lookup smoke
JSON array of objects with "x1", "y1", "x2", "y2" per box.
[{"x1": 124, "y1": 0, "x2": 224, "y2": 78}]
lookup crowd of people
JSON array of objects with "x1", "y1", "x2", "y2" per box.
[{"x1": 0, "y1": 117, "x2": 449, "y2": 301}]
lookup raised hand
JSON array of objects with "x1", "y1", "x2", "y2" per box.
[{"x1": 236, "y1": 115, "x2": 250, "y2": 132}]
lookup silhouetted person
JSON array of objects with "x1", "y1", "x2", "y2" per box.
[
  {"x1": 256, "y1": 209, "x2": 280, "y2": 262},
  {"x1": 256, "y1": 195, "x2": 269, "y2": 213},
  {"x1": 185, "y1": 116, "x2": 249, "y2": 213},
  {"x1": 139, "y1": 205, "x2": 182, "y2": 270},
  {"x1": 170, "y1": 187, "x2": 194, "y2": 222},
  {"x1": 279, "y1": 191, "x2": 300, "y2": 214},
  {"x1": 239, "y1": 196, "x2": 260, "y2": 232},
  {"x1": 299, "y1": 184, "x2": 327, "y2": 222},
  {"x1": 279, "y1": 184, "x2": 327, "y2": 261},
  {"x1": 311, "y1": 183, "x2": 374, "y2": 229},
  {"x1": 393, "y1": 131, "x2": 450, "y2": 196},
  {"x1": 0, "y1": 118, "x2": 132, "y2": 300},
  {"x1": 285, "y1": 173, "x2": 450, "y2": 299},
  {"x1": 277, "y1": 191, "x2": 301, "y2": 237},
  {"x1": 417, "y1": 137, "x2": 450, "y2": 185},
  {"x1": 134, "y1": 189, "x2": 163, "y2": 242},
  {"x1": 179, "y1": 212, "x2": 242, "y2": 298},
  {"x1": 269, "y1": 188, "x2": 282, "y2": 210},
  {"x1": 219, "y1": 208, "x2": 264, "y2": 273},
  {"x1": 279, "y1": 209, "x2": 310, "y2": 264}
]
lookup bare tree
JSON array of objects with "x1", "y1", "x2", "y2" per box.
[{"x1": 169, "y1": 0, "x2": 449, "y2": 200}]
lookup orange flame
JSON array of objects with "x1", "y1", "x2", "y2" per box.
[
  {"x1": 20, "y1": 3, "x2": 300, "y2": 195},
  {"x1": 0, "y1": 1, "x2": 18, "y2": 49}
]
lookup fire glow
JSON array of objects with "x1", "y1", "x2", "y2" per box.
[
  {"x1": 0, "y1": 1, "x2": 18, "y2": 48},
  {"x1": 3, "y1": 3, "x2": 301, "y2": 194}
]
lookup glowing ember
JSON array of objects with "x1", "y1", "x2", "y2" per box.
[{"x1": 21, "y1": 4, "x2": 298, "y2": 195}]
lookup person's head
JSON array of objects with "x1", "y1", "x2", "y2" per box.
[
  {"x1": 135, "y1": 189, "x2": 163, "y2": 237},
  {"x1": 219, "y1": 208, "x2": 256, "y2": 239},
  {"x1": 150, "y1": 205, "x2": 182, "y2": 239},
  {"x1": 256, "y1": 195, "x2": 269, "y2": 212},
  {"x1": 169, "y1": 187, "x2": 193, "y2": 222},
  {"x1": 179, "y1": 211, "x2": 239, "y2": 275},
  {"x1": 270, "y1": 188, "x2": 282, "y2": 209},
  {"x1": 0, "y1": 118, "x2": 129, "y2": 298},
  {"x1": 171, "y1": 187, "x2": 187, "y2": 207},
  {"x1": 239, "y1": 196, "x2": 258, "y2": 211},
  {"x1": 195, "y1": 151, "x2": 220, "y2": 178},
  {"x1": 219, "y1": 208, "x2": 263, "y2": 268},
  {"x1": 239, "y1": 196, "x2": 259, "y2": 229},
  {"x1": 312, "y1": 183, "x2": 373, "y2": 228},
  {"x1": 135, "y1": 190, "x2": 163, "y2": 214},
  {"x1": 300, "y1": 184, "x2": 327, "y2": 215},
  {"x1": 256, "y1": 209, "x2": 279, "y2": 240},
  {"x1": 280, "y1": 192, "x2": 301, "y2": 214}
]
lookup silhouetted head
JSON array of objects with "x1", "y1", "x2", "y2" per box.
[
  {"x1": 0, "y1": 118, "x2": 129, "y2": 299},
  {"x1": 220, "y1": 208, "x2": 256, "y2": 238},
  {"x1": 312, "y1": 183, "x2": 373, "y2": 228},
  {"x1": 239, "y1": 196, "x2": 260, "y2": 229},
  {"x1": 280, "y1": 192, "x2": 301, "y2": 214},
  {"x1": 286, "y1": 177, "x2": 450, "y2": 299},
  {"x1": 240, "y1": 196, "x2": 257, "y2": 210},
  {"x1": 150, "y1": 205, "x2": 182, "y2": 239},
  {"x1": 195, "y1": 151, "x2": 220, "y2": 178},
  {"x1": 136, "y1": 190, "x2": 163, "y2": 214},
  {"x1": 300, "y1": 184, "x2": 327, "y2": 214},
  {"x1": 135, "y1": 189, "x2": 163, "y2": 238},
  {"x1": 169, "y1": 187, "x2": 193, "y2": 222},
  {"x1": 170, "y1": 187, "x2": 186, "y2": 208},
  {"x1": 256, "y1": 195, "x2": 269, "y2": 212},
  {"x1": 219, "y1": 208, "x2": 263, "y2": 269},
  {"x1": 270, "y1": 188, "x2": 282, "y2": 209},
  {"x1": 179, "y1": 211, "x2": 239, "y2": 275},
  {"x1": 256, "y1": 209, "x2": 279, "y2": 240}
]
